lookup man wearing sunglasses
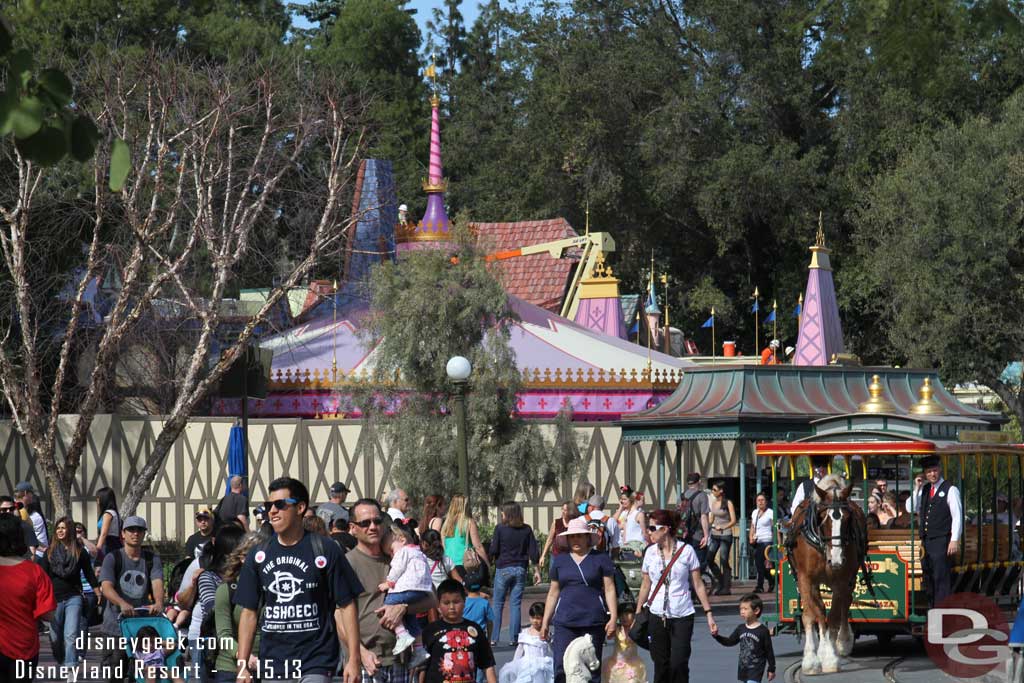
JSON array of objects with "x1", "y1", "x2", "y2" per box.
[
  {"x1": 0, "y1": 496, "x2": 38, "y2": 556},
  {"x1": 235, "y1": 477, "x2": 364, "y2": 683},
  {"x1": 184, "y1": 507, "x2": 215, "y2": 559},
  {"x1": 98, "y1": 515, "x2": 164, "y2": 682},
  {"x1": 343, "y1": 499, "x2": 437, "y2": 682}
]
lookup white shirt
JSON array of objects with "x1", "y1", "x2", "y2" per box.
[
  {"x1": 905, "y1": 478, "x2": 963, "y2": 542},
  {"x1": 750, "y1": 508, "x2": 774, "y2": 544},
  {"x1": 618, "y1": 506, "x2": 646, "y2": 545},
  {"x1": 30, "y1": 511, "x2": 48, "y2": 549},
  {"x1": 180, "y1": 558, "x2": 205, "y2": 642},
  {"x1": 790, "y1": 476, "x2": 823, "y2": 516},
  {"x1": 387, "y1": 507, "x2": 405, "y2": 522},
  {"x1": 641, "y1": 542, "x2": 700, "y2": 618}
]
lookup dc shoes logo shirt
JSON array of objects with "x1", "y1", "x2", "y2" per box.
[{"x1": 235, "y1": 533, "x2": 363, "y2": 678}]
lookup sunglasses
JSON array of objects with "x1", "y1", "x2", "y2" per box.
[
  {"x1": 0, "y1": 507, "x2": 14, "y2": 514},
  {"x1": 352, "y1": 517, "x2": 385, "y2": 528},
  {"x1": 647, "y1": 524, "x2": 667, "y2": 533},
  {"x1": 264, "y1": 498, "x2": 299, "y2": 511}
]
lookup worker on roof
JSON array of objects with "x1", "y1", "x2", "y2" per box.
[{"x1": 760, "y1": 339, "x2": 781, "y2": 365}]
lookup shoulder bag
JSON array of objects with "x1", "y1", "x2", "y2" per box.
[{"x1": 628, "y1": 543, "x2": 687, "y2": 650}]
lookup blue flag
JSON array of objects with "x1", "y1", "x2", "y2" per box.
[
  {"x1": 751, "y1": 300, "x2": 759, "y2": 313},
  {"x1": 701, "y1": 315, "x2": 714, "y2": 328},
  {"x1": 764, "y1": 310, "x2": 776, "y2": 323},
  {"x1": 629, "y1": 319, "x2": 639, "y2": 335},
  {"x1": 793, "y1": 303, "x2": 802, "y2": 317}
]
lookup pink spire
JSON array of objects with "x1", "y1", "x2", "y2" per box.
[
  {"x1": 794, "y1": 215, "x2": 844, "y2": 365},
  {"x1": 428, "y1": 99, "x2": 443, "y2": 186}
]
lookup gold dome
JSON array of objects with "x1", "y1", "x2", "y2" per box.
[
  {"x1": 910, "y1": 377, "x2": 947, "y2": 415},
  {"x1": 858, "y1": 374, "x2": 899, "y2": 414}
]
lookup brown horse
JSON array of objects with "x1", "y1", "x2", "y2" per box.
[{"x1": 789, "y1": 474, "x2": 869, "y2": 674}]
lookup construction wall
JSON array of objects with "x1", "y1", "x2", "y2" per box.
[{"x1": 0, "y1": 416, "x2": 744, "y2": 541}]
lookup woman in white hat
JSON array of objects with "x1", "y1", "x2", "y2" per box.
[{"x1": 540, "y1": 516, "x2": 617, "y2": 683}]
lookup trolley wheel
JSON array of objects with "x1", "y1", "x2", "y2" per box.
[{"x1": 876, "y1": 633, "x2": 894, "y2": 648}]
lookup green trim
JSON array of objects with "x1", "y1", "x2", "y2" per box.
[{"x1": 622, "y1": 422, "x2": 811, "y2": 442}]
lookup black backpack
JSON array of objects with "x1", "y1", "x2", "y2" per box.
[
  {"x1": 199, "y1": 579, "x2": 235, "y2": 668},
  {"x1": 682, "y1": 489, "x2": 707, "y2": 539}
]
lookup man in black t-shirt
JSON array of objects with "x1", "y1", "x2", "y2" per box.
[
  {"x1": 183, "y1": 506, "x2": 215, "y2": 559},
  {"x1": 217, "y1": 476, "x2": 249, "y2": 530},
  {"x1": 235, "y1": 477, "x2": 363, "y2": 683},
  {"x1": 422, "y1": 579, "x2": 496, "y2": 683}
]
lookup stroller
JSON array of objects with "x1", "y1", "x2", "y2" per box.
[{"x1": 119, "y1": 609, "x2": 184, "y2": 683}]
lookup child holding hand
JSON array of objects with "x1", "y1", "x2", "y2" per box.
[{"x1": 713, "y1": 593, "x2": 776, "y2": 683}]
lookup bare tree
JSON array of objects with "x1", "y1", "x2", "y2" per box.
[{"x1": 0, "y1": 54, "x2": 367, "y2": 516}]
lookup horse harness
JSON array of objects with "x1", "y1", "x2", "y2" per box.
[{"x1": 786, "y1": 485, "x2": 874, "y2": 595}]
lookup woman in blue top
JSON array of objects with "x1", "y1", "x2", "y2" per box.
[{"x1": 539, "y1": 516, "x2": 617, "y2": 683}]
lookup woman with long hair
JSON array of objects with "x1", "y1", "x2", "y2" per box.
[
  {"x1": 194, "y1": 524, "x2": 246, "y2": 681},
  {"x1": 94, "y1": 486, "x2": 122, "y2": 557},
  {"x1": 635, "y1": 509, "x2": 716, "y2": 683},
  {"x1": 39, "y1": 517, "x2": 97, "y2": 667},
  {"x1": 419, "y1": 494, "x2": 446, "y2": 535},
  {"x1": 211, "y1": 532, "x2": 264, "y2": 682},
  {"x1": 748, "y1": 492, "x2": 774, "y2": 593},
  {"x1": 537, "y1": 501, "x2": 576, "y2": 582},
  {"x1": 614, "y1": 485, "x2": 648, "y2": 547},
  {"x1": 441, "y1": 495, "x2": 488, "y2": 570},
  {"x1": 0, "y1": 513, "x2": 56, "y2": 682},
  {"x1": 421, "y1": 529, "x2": 454, "y2": 588},
  {"x1": 489, "y1": 501, "x2": 539, "y2": 646},
  {"x1": 539, "y1": 516, "x2": 618, "y2": 683},
  {"x1": 707, "y1": 479, "x2": 737, "y2": 595}
]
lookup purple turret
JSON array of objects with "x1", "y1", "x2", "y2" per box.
[
  {"x1": 794, "y1": 215, "x2": 845, "y2": 365},
  {"x1": 397, "y1": 84, "x2": 453, "y2": 252}
]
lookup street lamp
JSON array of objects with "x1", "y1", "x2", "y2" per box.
[{"x1": 446, "y1": 356, "x2": 472, "y2": 505}]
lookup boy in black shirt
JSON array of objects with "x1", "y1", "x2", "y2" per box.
[
  {"x1": 422, "y1": 579, "x2": 497, "y2": 683},
  {"x1": 712, "y1": 593, "x2": 776, "y2": 682}
]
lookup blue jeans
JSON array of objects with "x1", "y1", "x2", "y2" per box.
[
  {"x1": 49, "y1": 594, "x2": 83, "y2": 666},
  {"x1": 383, "y1": 589, "x2": 432, "y2": 637},
  {"x1": 491, "y1": 566, "x2": 526, "y2": 643}
]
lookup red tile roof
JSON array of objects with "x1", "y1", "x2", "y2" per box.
[{"x1": 474, "y1": 218, "x2": 579, "y2": 312}]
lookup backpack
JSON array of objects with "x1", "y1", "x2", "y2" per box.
[
  {"x1": 199, "y1": 579, "x2": 235, "y2": 669},
  {"x1": 586, "y1": 514, "x2": 611, "y2": 552},
  {"x1": 112, "y1": 548, "x2": 157, "y2": 607},
  {"x1": 682, "y1": 489, "x2": 707, "y2": 540},
  {"x1": 166, "y1": 557, "x2": 194, "y2": 599}
]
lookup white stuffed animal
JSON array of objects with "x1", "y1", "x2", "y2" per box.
[{"x1": 563, "y1": 633, "x2": 600, "y2": 683}]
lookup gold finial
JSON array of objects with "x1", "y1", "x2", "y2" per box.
[
  {"x1": 808, "y1": 211, "x2": 832, "y2": 271},
  {"x1": 591, "y1": 253, "x2": 614, "y2": 279},
  {"x1": 858, "y1": 374, "x2": 898, "y2": 414},
  {"x1": 426, "y1": 54, "x2": 440, "y2": 107},
  {"x1": 584, "y1": 200, "x2": 590, "y2": 235},
  {"x1": 910, "y1": 377, "x2": 947, "y2": 415},
  {"x1": 753, "y1": 286, "x2": 759, "y2": 299}
]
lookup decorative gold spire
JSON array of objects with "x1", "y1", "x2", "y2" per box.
[
  {"x1": 910, "y1": 377, "x2": 947, "y2": 415},
  {"x1": 858, "y1": 374, "x2": 898, "y2": 414},
  {"x1": 809, "y1": 210, "x2": 832, "y2": 271}
]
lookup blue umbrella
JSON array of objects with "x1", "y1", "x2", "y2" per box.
[{"x1": 226, "y1": 423, "x2": 246, "y2": 496}]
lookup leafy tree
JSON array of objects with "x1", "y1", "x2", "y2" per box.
[
  {"x1": 359, "y1": 222, "x2": 580, "y2": 509},
  {"x1": 314, "y1": 0, "x2": 427, "y2": 213},
  {"x1": 852, "y1": 91, "x2": 1024, "y2": 424},
  {"x1": 424, "y1": 0, "x2": 467, "y2": 99}
]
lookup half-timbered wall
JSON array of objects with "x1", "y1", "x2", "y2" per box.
[{"x1": 0, "y1": 417, "x2": 743, "y2": 541}]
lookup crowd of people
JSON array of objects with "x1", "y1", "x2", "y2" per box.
[{"x1": 1, "y1": 458, "x2": 996, "y2": 683}]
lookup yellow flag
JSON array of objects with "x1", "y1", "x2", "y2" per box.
[{"x1": 425, "y1": 64, "x2": 436, "y2": 79}]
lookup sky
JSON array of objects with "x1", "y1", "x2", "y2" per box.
[{"x1": 290, "y1": 0, "x2": 483, "y2": 40}]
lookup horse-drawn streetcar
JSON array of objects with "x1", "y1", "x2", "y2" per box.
[{"x1": 756, "y1": 420, "x2": 1023, "y2": 672}]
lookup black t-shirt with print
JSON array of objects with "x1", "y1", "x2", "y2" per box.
[
  {"x1": 234, "y1": 532, "x2": 364, "y2": 678},
  {"x1": 422, "y1": 618, "x2": 496, "y2": 683}
]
